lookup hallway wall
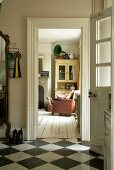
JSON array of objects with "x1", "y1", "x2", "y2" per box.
[{"x1": 0, "y1": 0, "x2": 103, "y2": 138}]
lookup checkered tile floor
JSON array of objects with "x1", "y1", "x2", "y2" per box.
[{"x1": 0, "y1": 139, "x2": 104, "y2": 170}]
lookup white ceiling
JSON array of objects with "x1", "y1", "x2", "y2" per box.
[{"x1": 38, "y1": 29, "x2": 81, "y2": 42}]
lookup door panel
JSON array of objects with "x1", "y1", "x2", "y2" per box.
[
  {"x1": 90, "y1": 8, "x2": 111, "y2": 154},
  {"x1": 68, "y1": 64, "x2": 76, "y2": 81},
  {"x1": 58, "y1": 65, "x2": 66, "y2": 80}
]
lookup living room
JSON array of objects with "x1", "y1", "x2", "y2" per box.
[
  {"x1": 38, "y1": 29, "x2": 81, "y2": 106},
  {"x1": 37, "y1": 28, "x2": 81, "y2": 138}
]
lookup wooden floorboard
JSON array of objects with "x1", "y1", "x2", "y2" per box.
[
  {"x1": 38, "y1": 109, "x2": 79, "y2": 139},
  {"x1": 51, "y1": 116, "x2": 60, "y2": 138}
]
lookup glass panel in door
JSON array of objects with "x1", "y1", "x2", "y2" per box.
[
  {"x1": 59, "y1": 65, "x2": 65, "y2": 80},
  {"x1": 69, "y1": 65, "x2": 76, "y2": 80},
  {"x1": 96, "y1": 41, "x2": 111, "y2": 64},
  {"x1": 96, "y1": 16, "x2": 111, "y2": 87},
  {"x1": 96, "y1": 66, "x2": 111, "y2": 87},
  {"x1": 97, "y1": 16, "x2": 111, "y2": 40}
]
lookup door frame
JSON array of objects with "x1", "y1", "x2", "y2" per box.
[
  {"x1": 111, "y1": 4, "x2": 114, "y2": 170},
  {"x1": 27, "y1": 18, "x2": 90, "y2": 141}
]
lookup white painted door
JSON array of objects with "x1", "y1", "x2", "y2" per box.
[{"x1": 90, "y1": 8, "x2": 111, "y2": 154}]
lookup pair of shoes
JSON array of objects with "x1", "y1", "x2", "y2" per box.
[
  {"x1": 17, "y1": 128, "x2": 23, "y2": 143},
  {"x1": 9, "y1": 128, "x2": 23, "y2": 144}
]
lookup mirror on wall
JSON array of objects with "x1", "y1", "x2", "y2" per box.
[{"x1": 0, "y1": 31, "x2": 10, "y2": 139}]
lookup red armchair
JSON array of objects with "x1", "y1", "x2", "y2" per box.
[{"x1": 51, "y1": 98, "x2": 76, "y2": 116}]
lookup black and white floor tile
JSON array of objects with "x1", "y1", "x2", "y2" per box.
[{"x1": 0, "y1": 139, "x2": 104, "y2": 170}]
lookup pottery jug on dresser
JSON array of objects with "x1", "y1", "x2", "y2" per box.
[{"x1": 69, "y1": 53, "x2": 74, "y2": 59}]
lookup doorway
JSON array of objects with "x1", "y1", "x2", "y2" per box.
[
  {"x1": 38, "y1": 28, "x2": 81, "y2": 139},
  {"x1": 27, "y1": 18, "x2": 90, "y2": 141}
]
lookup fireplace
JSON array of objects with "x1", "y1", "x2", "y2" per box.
[
  {"x1": 38, "y1": 77, "x2": 48, "y2": 109},
  {"x1": 38, "y1": 85, "x2": 44, "y2": 109}
]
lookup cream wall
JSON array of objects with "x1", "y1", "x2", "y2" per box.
[
  {"x1": 52, "y1": 41, "x2": 80, "y2": 58},
  {"x1": 0, "y1": 0, "x2": 102, "y2": 138}
]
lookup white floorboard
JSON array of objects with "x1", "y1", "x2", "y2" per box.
[{"x1": 38, "y1": 109, "x2": 80, "y2": 139}]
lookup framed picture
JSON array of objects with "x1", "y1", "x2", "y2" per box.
[{"x1": 41, "y1": 71, "x2": 49, "y2": 77}]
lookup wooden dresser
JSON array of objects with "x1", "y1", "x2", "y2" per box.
[{"x1": 54, "y1": 59, "x2": 79, "y2": 97}]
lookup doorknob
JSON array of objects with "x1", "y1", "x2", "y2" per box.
[{"x1": 88, "y1": 91, "x2": 97, "y2": 98}]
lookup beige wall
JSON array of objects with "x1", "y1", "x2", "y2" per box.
[
  {"x1": 0, "y1": 0, "x2": 93, "y2": 136},
  {"x1": 52, "y1": 41, "x2": 80, "y2": 58}
]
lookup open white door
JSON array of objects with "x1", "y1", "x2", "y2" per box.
[{"x1": 90, "y1": 8, "x2": 112, "y2": 154}]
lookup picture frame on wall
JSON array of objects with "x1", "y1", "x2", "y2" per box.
[{"x1": 41, "y1": 71, "x2": 49, "y2": 77}]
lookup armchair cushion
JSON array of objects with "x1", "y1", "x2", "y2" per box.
[
  {"x1": 56, "y1": 94, "x2": 69, "y2": 100},
  {"x1": 66, "y1": 90, "x2": 75, "y2": 99},
  {"x1": 56, "y1": 90, "x2": 75, "y2": 100}
]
